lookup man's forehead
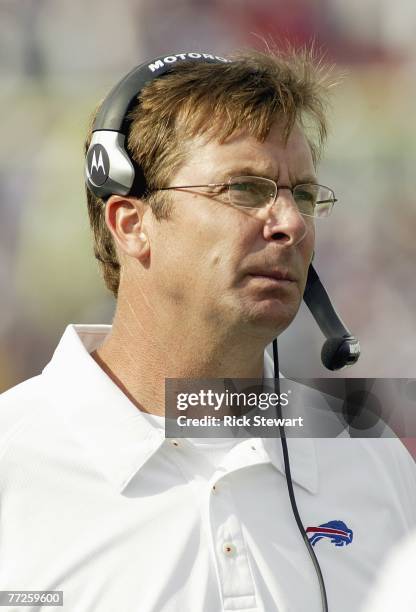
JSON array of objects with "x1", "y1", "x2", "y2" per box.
[{"x1": 179, "y1": 122, "x2": 315, "y2": 181}]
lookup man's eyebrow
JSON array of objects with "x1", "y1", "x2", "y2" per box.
[
  {"x1": 295, "y1": 175, "x2": 318, "y2": 185},
  {"x1": 215, "y1": 167, "x2": 318, "y2": 184},
  {"x1": 213, "y1": 166, "x2": 261, "y2": 181}
]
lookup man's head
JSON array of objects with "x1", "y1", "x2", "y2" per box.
[{"x1": 85, "y1": 48, "x2": 335, "y2": 345}]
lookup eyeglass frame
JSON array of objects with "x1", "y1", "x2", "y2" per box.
[{"x1": 148, "y1": 175, "x2": 338, "y2": 218}]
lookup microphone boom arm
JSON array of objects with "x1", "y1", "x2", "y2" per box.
[{"x1": 303, "y1": 265, "x2": 361, "y2": 370}]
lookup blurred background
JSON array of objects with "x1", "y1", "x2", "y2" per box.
[{"x1": 1, "y1": 0, "x2": 416, "y2": 394}]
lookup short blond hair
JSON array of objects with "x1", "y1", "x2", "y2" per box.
[{"x1": 85, "y1": 48, "x2": 334, "y2": 297}]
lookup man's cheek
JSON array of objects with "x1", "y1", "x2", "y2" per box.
[{"x1": 303, "y1": 225, "x2": 315, "y2": 261}]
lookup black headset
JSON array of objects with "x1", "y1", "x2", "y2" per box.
[
  {"x1": 85, "y1": 52, "x2": 361, "y2": 612},
  {"x1": 85, "y1": 52, "x2": 231, "y2": 199}
]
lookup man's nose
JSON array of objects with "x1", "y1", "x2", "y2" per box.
[{"x1": 262, "y1": 190, "x2": 309, "y2": 246}]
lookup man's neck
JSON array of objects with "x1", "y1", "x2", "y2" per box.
[{"x1": 92, "y1": 302, "x2": 266, "y2": 417}]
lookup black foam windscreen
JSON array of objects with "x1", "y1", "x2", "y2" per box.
[{"x1": 321, "y1": 336, "x2": 359, "y2": 371}]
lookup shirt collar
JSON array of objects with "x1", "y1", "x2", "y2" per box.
[
  {"x1": 43, "y1": 324, "x2": 165, "y2": 492},
  {"x1": 260, "y1": 437, "x2": 318, "y2": 494},
  {"x1": 43, "y1": 325, "x2": 318, "y2": 495}
]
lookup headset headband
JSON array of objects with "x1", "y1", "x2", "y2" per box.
[{"x1": 85, "y1": 52, "x2": 230, "y2": 199}]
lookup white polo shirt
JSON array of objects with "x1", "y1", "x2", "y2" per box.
[
  {"x1": 0, "y1": 324, "x2": 415, "y2": 612},
  {"x1": 361, "y1": 529, "x2": 416, "y2": 612}
]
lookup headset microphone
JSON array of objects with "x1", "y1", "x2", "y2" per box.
[{"x1": 303, "y1": 264, "x2": 360, "y2": 370}]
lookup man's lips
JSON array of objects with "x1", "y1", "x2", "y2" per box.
[{"x1": 246, "y1": 269, "x2": 298, "y2": 283}]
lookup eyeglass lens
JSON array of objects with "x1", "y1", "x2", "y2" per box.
[{"x1": 228, "y1": 176, "x2": 334, "y2": 217}]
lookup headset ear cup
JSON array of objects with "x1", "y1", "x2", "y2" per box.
[
  {"x1": 85, "y1": 53, "x2": 231, "y2": 199},
  {"x1": 85, "y1": 129, "x2": 145, "y2": 199},
  {"x1": 86, "y1": 144, "x2": 111, "y2": 189},
  {"x1": 85, "y1": 132, "x2": 135, "y2": 199}
]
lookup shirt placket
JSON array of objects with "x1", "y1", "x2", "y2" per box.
[{"x1": 204, "y1": 441, "x2": 272, "y2": 612}]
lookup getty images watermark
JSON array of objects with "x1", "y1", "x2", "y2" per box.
[
  {"x1": 165, "y1": 377, "x2": 416, "y2": 439},
  {"x1": 165, "y1": 378, "x2": 304, "y2": 438},
  {"x1": 175, "y1": 387, "x2": 303, "y2": 429}
]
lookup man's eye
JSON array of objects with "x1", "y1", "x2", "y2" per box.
[
  {"x1": 229, "y1": 182, "x2": 268, "y2": 205},
  {"x1": 295, "y1": 189, "x2": 316, "y2": 204},
  {"x1": 231, "y1": 182, "x2": 272, "y2": 198},
  {"x1": 230, "y1": 182, "x2": 251, "y2": 192}
]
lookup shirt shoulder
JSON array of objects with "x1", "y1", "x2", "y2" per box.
[{"x1": 0, "y1": 375, "x2": 46, "y2": 456}]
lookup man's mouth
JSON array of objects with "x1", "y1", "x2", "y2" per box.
[{"x1": 246, "y1": 268, "x2": 298, "y2": 283}]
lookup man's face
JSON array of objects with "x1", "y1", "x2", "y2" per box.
[{"x1": 145, "y1": 119, "x2": 316, "y2": 341}]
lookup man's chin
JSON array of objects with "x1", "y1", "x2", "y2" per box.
[{"x1": 238, "y1": 298, "x2": 300, "y2": 336}]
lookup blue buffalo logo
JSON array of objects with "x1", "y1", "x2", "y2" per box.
[{"x1": 306, "y1": 520, "x2": 353, "y2": 547}]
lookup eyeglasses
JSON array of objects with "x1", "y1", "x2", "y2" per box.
[{"x1": 154, "y1": 175, "x2": 337, "y2": 218}]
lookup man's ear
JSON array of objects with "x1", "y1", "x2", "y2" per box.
[{"x1": 104, "y1": 196, "x2": 150, "y2": 262}]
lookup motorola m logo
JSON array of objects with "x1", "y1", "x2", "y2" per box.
[
  {"x1": 88, "y1": 144, "x2": 110, "y2": 186},
  {"x1": 148, "y1": 52, "x2": 230, "y2": 73},
  {"x1": 90, "y1": 149, "x2": 105, "y2": 173}
]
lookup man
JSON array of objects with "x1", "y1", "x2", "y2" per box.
[{"x1": 0, "y1": 49, "x2": 415, "y2": 612}]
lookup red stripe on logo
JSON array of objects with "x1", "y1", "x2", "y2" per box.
[{"x1": 306, "y1": 527, "x2": 347, "y2": 537}]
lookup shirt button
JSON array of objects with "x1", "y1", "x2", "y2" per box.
[
  {"x1": 171, "y1": 440, "x2": 180, "y2": 447},
  {"x1": 223, "y1": 542, "x2": 236, "y2": 557}
]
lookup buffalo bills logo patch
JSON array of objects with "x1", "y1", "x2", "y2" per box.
[{"x1": 306, "y1": 520, "x2": 353, "y2": 547}]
